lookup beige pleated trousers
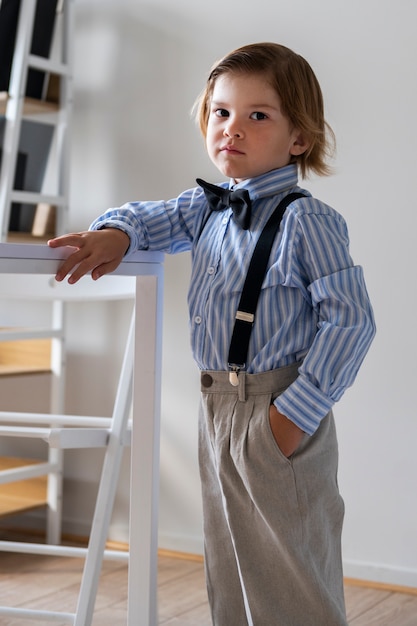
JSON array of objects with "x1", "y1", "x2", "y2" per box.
[{"x1": 198, "y1": 364, "x2": 347, "y2": 626}]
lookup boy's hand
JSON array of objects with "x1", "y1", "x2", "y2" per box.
[
  {"x1": 48, "y1": 228, "x2": 130, "y2": 284},
  {"x1": 269, "y1": 405, "x2": 305, "y2": 458}
]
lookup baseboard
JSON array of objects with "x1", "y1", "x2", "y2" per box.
[
  {"x1": 344, "y1": 576, "x2": 417, "y2": 597},
  {"x1": 343, "y1": 559, "x2": 417, "y2": 592},
  {"x1": 157, "y1": 531, "x2": 204, "y2": 556},
  {"x1": 0, "y1": 525, "x2": 203, "y2": 563}
]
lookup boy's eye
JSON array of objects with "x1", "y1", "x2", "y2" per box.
[
  {"x1": 215, "y1": 108, "x2": 229, "y2": 118},
  {"x1": 250, "y1": 111, "x2": 268, "y2": 120}
]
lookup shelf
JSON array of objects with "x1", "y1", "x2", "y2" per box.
[
  {"x1": 0, "y1": 92, "x2": 59, "y2": 116},
  {"x1": 6, "y1": 232, "x2": 51, "y2": 244},
  {"x1": 0, "y1": 335, "x2": 51, "y2": 376},
  {"x1": 0, "y1": 457, "x2": 47, "y2": 517}
]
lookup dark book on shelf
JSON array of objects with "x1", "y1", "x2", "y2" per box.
[
  {"x1": 0, "y1": 0, "x2": 20, "y2": 92},
  {"x1": 0, "y1": 148, "x2": 28, "y2": 231},
  {"x1": 0, "y1": 117, "x2": 54, "y2": 232}
]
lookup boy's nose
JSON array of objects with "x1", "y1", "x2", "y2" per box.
[
  {"x1": 224, "y1": 126, "x2": 242, "y2": 138},
  {"x1": 224, "y1": 118, "x2": 243, "y2": 138}
]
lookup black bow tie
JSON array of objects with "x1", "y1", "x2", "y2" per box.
[{"x1": 196, "y1": 178, "x2": 252, "y2": 230}]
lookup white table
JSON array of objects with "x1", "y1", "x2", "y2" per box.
[{"x1": 0, "y1": 242, "x2": 164, "y2": 625}]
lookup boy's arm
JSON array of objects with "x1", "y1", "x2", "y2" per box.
[
  {"x1": 48, "y1": 185, "x2": 208, "y2": 284},
  {"x1": 48, "y1": 228, "x2": 130, "y2": 283},
  {"x1": 272, "y1": 205, "x2": 376, "y2": 438}
]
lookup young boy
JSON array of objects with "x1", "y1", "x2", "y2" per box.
[{"x1": 49, "y1": 43, "x2": 375, "y2": 625}]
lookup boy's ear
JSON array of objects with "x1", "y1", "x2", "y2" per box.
[{"x1": 290, "y1": 132, "x2": 310, "y2": 156}]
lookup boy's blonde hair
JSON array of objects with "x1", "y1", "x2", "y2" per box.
[{"x1": 195, "y1": 42, "x2": 335, "y2": 179}]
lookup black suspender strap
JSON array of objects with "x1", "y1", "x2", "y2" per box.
[{"x1": 228, "y1": 192, "x2": 306, "y2": 386}]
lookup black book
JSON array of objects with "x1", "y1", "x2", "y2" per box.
[
  {"x1": 0, "y1": 147, "x2": 28, "y2": 231},
  {"x1": 0, "y1": 0, "x2": 20, "y2": 92}
]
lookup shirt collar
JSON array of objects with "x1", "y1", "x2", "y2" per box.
[{"x1": 230, "y1": 163, "x2": 299, "y2": 201}]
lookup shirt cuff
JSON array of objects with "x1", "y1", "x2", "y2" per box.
[
  {"x1": 89, "y1": 218, "x2": 144, "y2": 256},
  {"x1": 274, "y1": 374, "x2": 334, "y2": 436}
]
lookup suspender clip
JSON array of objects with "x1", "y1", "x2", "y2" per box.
[{"x1": 228, "y1": 363, "x2": 244, "y2": 387}]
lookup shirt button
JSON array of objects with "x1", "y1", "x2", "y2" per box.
[
  {"x1": 194, "y1": 316, "x2": 202, "y2": 324},
  {"x1": 207, "y1": 267, "x2": 215, "y2": 275},
  {"x1": 222, "y1": 217, "x2": 228, "y2": 225}
]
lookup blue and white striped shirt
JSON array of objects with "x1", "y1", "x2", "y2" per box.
[{"x1": 91, "y1": 164, "x2": 375, "y2": 435}]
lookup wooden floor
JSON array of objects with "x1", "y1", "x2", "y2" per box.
[{"x1": 0, "y1": 548, "x2": 416, "y2": 625}]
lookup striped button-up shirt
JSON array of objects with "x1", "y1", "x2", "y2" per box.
[{"x1": 91, "y1": 164, "x2": 376, "y2": 435}]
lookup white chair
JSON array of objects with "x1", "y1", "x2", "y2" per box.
[{"x1": 0, "y1": 272, "x2": 135, "y2": 624}]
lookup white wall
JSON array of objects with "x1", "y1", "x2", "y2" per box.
[{"x1": 3, "y1": 0, "x2": 416, "y2": 588}]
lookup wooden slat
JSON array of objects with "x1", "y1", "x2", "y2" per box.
[
  {"x1": 6, "y1": 231, "x2": 50, "y2": 244},
  {"x1": 0, "y1": 92, "x2": 59, "y2": 116},
  {"x1": 0, "y1": 457, "x2": 47, "y2": 516},
  {"x1": 0, "y1": 336, "x2": 51, "y2": 375}
]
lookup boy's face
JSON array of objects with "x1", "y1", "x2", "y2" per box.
[{"x1": 206, "y1": 72, "x2": 308, "y2": 183}]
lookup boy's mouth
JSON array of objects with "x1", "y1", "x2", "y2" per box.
[{"x1": 221, "y1": 144, "x2": 244, "y2": 155}]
